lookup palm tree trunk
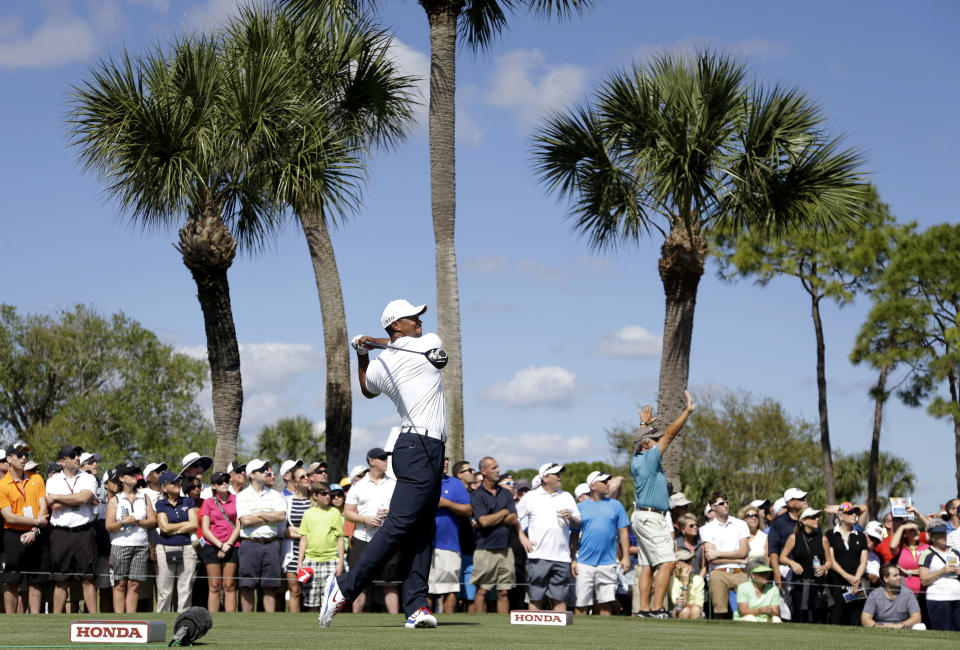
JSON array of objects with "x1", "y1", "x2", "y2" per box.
[
  {"x1": 657, "y1": 225, "x2": 705, "y2": 489},
  {"x1": 185, "y1": 265, "x2": 242, "y2": 473},
  {"x1": 424, "y1": 1, "x2": 465, "y2": 461},
  {"x1": 811, "y1": 294, "x2": 837, "y2": 504},
  {"x1": 178, "y1": 216, "x2": 242, "y2": 473},
  {"x1": 298, "y1": 208, "x2": 352, "y2": 481},
  {"x1": 868, "y1": 361, "x2": 890, "y2": 519}
]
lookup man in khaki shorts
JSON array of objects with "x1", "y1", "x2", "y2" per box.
[
  {"x1": 630, "y1": 391, "x2": 696, "y2": 618},
  {"x1": 470, "y1": 457, "x2": 517, "y2": 613}
]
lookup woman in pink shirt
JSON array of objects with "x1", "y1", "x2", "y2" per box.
[{"x1": 200, "y1": 472, "x2": 241, "y2": 611}]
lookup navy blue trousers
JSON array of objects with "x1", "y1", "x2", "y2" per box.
[{"x1": 337, "y1": 432, "x2": 444, "y2": 616}]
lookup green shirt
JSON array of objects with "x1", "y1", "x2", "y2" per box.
[
  {"x1": 733, "y1": 579, "x2": 780, "y2": 621},
  {"x1": 298, "y1": 505, "x2": 343, "y2": 562}
]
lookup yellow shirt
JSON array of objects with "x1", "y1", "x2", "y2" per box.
[{"x1": 0, "y1": 472, "x2": 46, "y2": 530}]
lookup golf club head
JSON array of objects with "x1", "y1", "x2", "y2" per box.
[{"x1": 426, "y1": 348, "x2": 448, "y2": 369}]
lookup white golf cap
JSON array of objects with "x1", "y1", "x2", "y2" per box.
[
  {"x1": 865, "y1": 520, "x2": 885, "y2": 540},
  {"x1": 531, "y1": 475, "x2": 542, "y2": 489},
  {"x1": 670, "y1": 492, "x2": 693, "y2": 508},
  {"x1": 79, "y1": 452, "x2": 101, "y2": 465},
  {"x1": 586, "y1": 470, "x2": 611, "y2": 485},
  {"x1": 246, "y1": 458, "x2": 270, "y2": 474},
  {"x1": 749, "y1": 499, "x2": 770, "y2": 509},
  {"x1": 24, "y1": 460, "x2": 39, "y2": 471},
  {"x1": 227, "y1": 460, "x2": 246, "y2": 474},
  {"x1": 783, "y1": 487, "x2": 808, "y2": 501},
  {"x1": 772, "y1": 497, "x2": 787, "y2": 513},
  {"x1": 143, "y1": 462, "x2": 168, "y2": 477},
  {"x1": 350, "y1": 465, "x2": 369, "y2": 480},
  {"x1": 538, "y1": 462, "x2": 564, "y2": 478},
  {"x1": 381, "y1": 299, "x2": 427, "y2": 329},
  {"x1": 574, "y1": 483, "x2": 590, "y2": 499},
  {"x1": 799, "y1": 507, "x2": 821, "y2": 520},
  {"x1": 279, "y1": 459, "x2": 303, "y2": 477}
]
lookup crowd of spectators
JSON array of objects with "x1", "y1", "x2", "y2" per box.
[{"x1": 1, "y1": 440, "x2": 959, "y2": 631}]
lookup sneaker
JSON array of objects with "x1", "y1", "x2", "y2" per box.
[
  {"x1": 634, "y1": 610, "x2": 651, "y2": 618},
  {"x1": 648, "y1": 608, "x2": 670, "y2": 619},
  {"x1": 317, "y1": 575, "x2": 346, "y2": 628},
  {"x1": 405, "y1": 607, "x2": 438, "y2": 628}
]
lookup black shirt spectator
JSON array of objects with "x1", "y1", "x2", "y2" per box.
[{"x1": 471, "y1": 485, "x2": 516, "y2": 550}]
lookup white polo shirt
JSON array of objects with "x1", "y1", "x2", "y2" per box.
[
  {"x1": 700, "y1": 515, "x2": 750, "y2": 570},
  {"x1": 346, "y1": 473, "x2": 395, "y2": 543},
  {"x1": 364, "y1": 333, "x2": 446, "y2": 440},
  {"x1": 516, "y1": 488, "x2": 580, "y2": 562},
  {"x1": 47, "y1": 470, "x2": 99, "y2": 527},
  {"x1": 235, "y1": 485, "x2": 285, "y2": 539}
]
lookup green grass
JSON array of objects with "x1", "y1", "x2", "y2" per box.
[{"x1": 2, "y1": 613, "x2": 957, "y2": 648}]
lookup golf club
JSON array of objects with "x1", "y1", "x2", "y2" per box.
[{"x1": 365, "y1": 342, "x2": 448, "y2": 369}]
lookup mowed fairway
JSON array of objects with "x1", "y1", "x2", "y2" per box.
[{"x1": 2, "y1": 613, "x2": 957, "y2": 648}]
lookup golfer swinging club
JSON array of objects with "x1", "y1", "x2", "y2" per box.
[{"x1": 318, "y1": 299, "x2": 446, "y2": 629}]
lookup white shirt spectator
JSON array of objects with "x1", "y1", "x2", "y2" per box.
[
  {"x1": 346, "y1": 473, "x2": 396, "y2": 542},
  {"x1": 700, "y1": 516, "x2": 750, "y2": 570},
  {"x1": 921, "y1": 547, "x2": 960, "y2": 601},
  {"x1": 866, "y1": 548, "x2": 882, "y2": 583},
  {"x1": 47, "y1": 470, "x2": 98, "y2": 527},
  {"x1": 517, "y1": 488, "x2": 580, "y2": 562},
  {"x1": 947, "y1": 526, "x2": 960, "y2": 552},
  {"x1": 364, "y1": 333, "x2": 446, "y2": 439},
  {"x1": 111, "y1": 492, "x2": 150, "y2": 546},
  {"x1": 235, "y1": 485, "x2": 285, "y2": 539}
]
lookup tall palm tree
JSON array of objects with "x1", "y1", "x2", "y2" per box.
[
  {"x1": 531, "y1": 51, "x2": 867, "y2": 487},
  {"x1": 224, "y1": 7, "x2": 416, "y2": 479},
  {"x1": 68, "y1": 35, "x2": 315, "y2": 471},
  {"x1": 283, "y1": 0, "x2": 593, "y2": 462}
]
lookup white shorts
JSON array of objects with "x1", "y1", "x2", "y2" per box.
[
  {"x1": 428, "y1": 548, "x2": 462, "y2": 594},
  {"x1": 631, "y1": 510, "x2": 676, "y2": 567},
  {"x1": 575, "y1": 562, "x2": 618, "y2": 607}
]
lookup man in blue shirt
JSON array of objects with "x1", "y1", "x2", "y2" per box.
[
  {"x1": 429, "y1": 458, "x2": 471, "y2": 613},
  {"x1": 470, "y1": 457, "x2": 517, "y2": 614},
  {"x1": 631, "y1": 390, "x2": 696, "y2": 618},
  {"x1": 573, "y1": 470, "x2": 631, "y2": 615}
]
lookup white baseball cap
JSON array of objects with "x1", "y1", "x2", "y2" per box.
[
  {"x1": 574, "y1": 483, "x2": 590, "y2": 499},
  {"x1": 538, "y1": 462, "x2": 564, "y2": 478},
  {"x1": 381, "y1": 299, "x2": 427, "y2": 329},
  {"x1": 865, "y1": 520, "x2": 885, "y2": 540},
  {"x1": 531, "y1": 475, "x2": 542, "y2": 489},
  {"x1": 280, "y1": 459, "x2": 303, "y2": 477},
  {"x1": 586, "y1": 470, "x2": 611, "y2": 485},
  {"x1": 749, "y1": 499, "x2": 770, "y2": 509},
  {"x1": 670, "y1": 492, "x2": 693, "y2": 508},
  {"x1": 246, "y1": 458, "x2": 270, "y2": 474},
  {"x1": 79, "y1": 452, "x2": 101, "y2": 465},
  {"x1": 772, "y1": 497, "x2": 787, "y2": 513},
  {"x1": 799, "y1": 507, "x2": 821, "y2": 521},
  {"x1": 784, "y1": 487, "x2": 808, "y2": 501},
  {"x1": 350, "y1": 465, "x2": 369, "y2": 480},
  {"x1": 143, "y1": 462, "x2": 168, "y2": 477}
]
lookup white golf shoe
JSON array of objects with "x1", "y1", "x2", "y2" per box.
[
  {"x1": 317, "y1": 574, "x2": 346, "y2": 628},
  {"x1": 405, "y1": 607, "x2": 438, "y2": 628}
]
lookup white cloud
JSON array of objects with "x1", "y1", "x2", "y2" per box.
[
  {"x1": 182, "y1": 0, "x2": 244, "y2": 33},
  {"x1": 482, "y1": 366, "x2": 578, "y2": 408},
  {"x1": 486, "y1": 48, "x2": 587, "y2": 128},
  {"x1": 595, "y1": 325, "x2": 662, "y2": 358},
  {"x1": 0, "y1": 11, "x2": 97, "y2": 69},
  {"x1": 180, "y1": 341, "x2": 326, "y2": 433},
  {"x1": 463, "y1": 255, "x2": 511, "y2": 273},
  {"x1": 465, "y1": 432, "x2": 599, "y2": 470},
  {"x1": 463, "y1": 256, "x2": 566, "y2": 286}
]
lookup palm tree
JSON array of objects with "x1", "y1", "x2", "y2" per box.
[
  {"x1": 223, "y1": 7, "x2": 416, "y2": 479},
  {"x1": 68, "y1": 35, "x2": 313, "y2": 471},
  {"x1": 531, "y1": 51, "x2": 867, "y2": 487},
  {"x1": 282, "y1": 0, "x2": 593, "y2": 462}
]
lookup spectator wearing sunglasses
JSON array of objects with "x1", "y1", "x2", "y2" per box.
[
  {"x1": 200, "y1": 472, "x2": 240, "y2": 612},
  {"x1": 155, "y1": 471, "x2": 199, "y2": 612},
  {"x1": 0, "y1": 443, "x2": 49, "y2": 614},
  {"x1": 429, "y1": 457, "x2": 471, "y2": 614},
  {"x1": 45, "y1": 445, "x2": 99, "y2": 614},
  {"x1": 738, "y1": 504, "x2": 768, "y2": 567},
  {"x1": 572, "y1": 471, "x2": 630, "y2": 616},
  {"x1": 699, "y1": 491, "x2": 750, "y2": 618},
  {"x1": 298, "y1": 482, "x2": 344, "y2": 612},
  {"x1": 235, "y1": 459, "x2": 286, "y2": 612}
]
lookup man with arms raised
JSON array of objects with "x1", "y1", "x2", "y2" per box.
[
  {"x1": 630, "y1": 391, "x2": 696, "y2": 618},
  {"x1": 45, "y1": 444, "x2": 99, "y2": 613},
  {"x1": 320, "y1": 299, "x2": 446, "y2": 629}
]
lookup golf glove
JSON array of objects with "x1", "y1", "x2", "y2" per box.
[{"x1": 351, "y1": 335, "x2": 368, "y2": 355}]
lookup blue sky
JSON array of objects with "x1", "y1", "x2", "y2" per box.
[{"x1": 2, "y1": 1, "x2": 958, "y2": 510}]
